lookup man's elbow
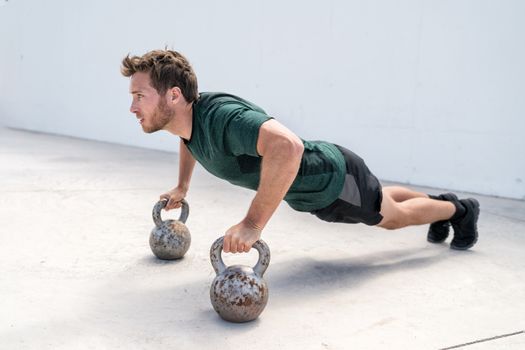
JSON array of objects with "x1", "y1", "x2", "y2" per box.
[
  {"x1": 275, "y1": 136, "x2": 304, "y2": 160},
  {"x1": 291, "y1": 138, "x2": 304, "y2": 159}
]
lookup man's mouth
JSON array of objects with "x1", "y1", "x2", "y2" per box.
[{"x1": 138, "y1": 118, "x2": 144, "y2": 124}]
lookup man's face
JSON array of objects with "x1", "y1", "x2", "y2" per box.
[{"x1": 129, "y1": 72, "x2": 173, "y2": 133}]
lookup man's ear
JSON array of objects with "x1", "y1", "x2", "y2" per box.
[{"x1": 169, "y1": 87, "x2": 182, "y2": 102}]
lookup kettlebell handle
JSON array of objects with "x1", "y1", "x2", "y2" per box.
[
  {"x1": 210, "y1": 236, "x2": 270, "y2": 277},
  {"x1": 152, "y1": 199, "x2": 189, "y2": 227}
]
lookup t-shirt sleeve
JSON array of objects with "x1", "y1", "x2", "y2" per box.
[{"x1": 212, "y1": 105, "x2": 273, "y2": 157}]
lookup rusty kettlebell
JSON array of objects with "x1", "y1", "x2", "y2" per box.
[
  {"x1": 209, "y1": 236, "x2": 271, "y2": 323},
  {"x1": 149, "y1": 199, "x2": 191, "y2": 260}
]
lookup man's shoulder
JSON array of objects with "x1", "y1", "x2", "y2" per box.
[{"x1": 195, "y1": 92, "x2": 266, "y2": 116}]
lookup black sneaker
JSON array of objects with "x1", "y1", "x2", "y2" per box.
[
  {"x1": 427, "y1": 193, "x2": 458, "y2": 243},
  {"x1": 450, "y1": 198, "x2": 480, "y2": 250}
]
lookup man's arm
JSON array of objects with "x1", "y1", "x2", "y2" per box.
[
  {"x1": 161, "y1": 139, "x2": 197, "y2": 210},
  {"x1": 223, "y1": 119, "x2": 304, "y2": 253}
]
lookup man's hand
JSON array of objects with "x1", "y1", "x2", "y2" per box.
[
  {"x1": 159, "y1": 186, "x2": 187, "y2": 210},
  {"x1": 223, "y1": 219, "x2": 262, "y2": 253}
]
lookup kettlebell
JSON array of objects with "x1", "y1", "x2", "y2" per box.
[
  {"x1": 149, "y1": 199, "x2": 191, "y2": 260},
  {"x1": 209, "y1": 236, "x2": 271, "y2": 323}
]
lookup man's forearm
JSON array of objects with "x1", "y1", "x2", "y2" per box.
[
  {"x1": 244, "y1": 139, "x2": 304, "y2": 229},
  {"x1": 178, "y1": 139, "x2": 196, "y2": 191}
]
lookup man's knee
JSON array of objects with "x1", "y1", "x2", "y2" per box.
[
  {"x1": 378, "y1": 218, "x2": 404, "y2": 230},
  {"x1": 377, "y1": 204, "x2": 410, "y2": 230}
]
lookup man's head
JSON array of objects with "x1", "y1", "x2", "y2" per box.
[{"x1": 121, "y1": 50, "x2": 198, "y2": 133}]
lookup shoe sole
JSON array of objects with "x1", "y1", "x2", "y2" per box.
[
  {"x1": 427, "y1": 235, "x2": 448, "y2": 244},
  {"x1": 450, "y1": 198, "x2": 480, "y2": 250}
]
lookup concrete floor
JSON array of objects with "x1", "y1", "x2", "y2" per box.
[{"x1": 1, "y1": 127, "x2": 524, "y2": 350}]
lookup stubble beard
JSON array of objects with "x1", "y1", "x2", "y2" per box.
[{"x1": 143, "y1": 99, "x2": 174, "y2": 134}]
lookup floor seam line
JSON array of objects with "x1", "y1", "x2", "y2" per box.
[{"x1": 439, "y1": 330, "x2": 524, "y2": 350}]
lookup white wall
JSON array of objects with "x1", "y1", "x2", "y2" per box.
[{"x1": 1, "y1": 0, "x2": 524, "y2": 199}]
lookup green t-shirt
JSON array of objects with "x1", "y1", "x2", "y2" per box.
[{"x1": 183, "y1": 92, "x2": 346, "y2": 212}]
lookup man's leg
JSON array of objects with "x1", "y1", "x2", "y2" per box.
[
  {"x1": 377, "y1": 189, "x2": 455, "y2": 229},
  {"x1": 383, "y1": 186, "x2": 454, "y2": 243},
  {"x1": 377, "y1": 186, "x2": 480, "y2": 250}
]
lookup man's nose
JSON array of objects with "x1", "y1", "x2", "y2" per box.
[{"x1": 130, "y1": 102, "x2": 138, "y2": 114}]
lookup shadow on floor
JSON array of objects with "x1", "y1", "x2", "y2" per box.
[{"x1": 1, "y1": 246, "x2": 463, "y2": 347}]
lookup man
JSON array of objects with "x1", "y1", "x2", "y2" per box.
[{"x1": 121, "y1": 49, "x2": 480, "y2": 254}]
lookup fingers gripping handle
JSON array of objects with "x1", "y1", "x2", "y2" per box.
[
  {"x1": 210, "y1": 237, "x2": 271, "y2": 277},
  {"x1": 152, "y1": 199, "x2": 190, "y2": 227}
]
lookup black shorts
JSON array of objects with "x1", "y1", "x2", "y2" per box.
[{"x1": 310, "y1": 145, "x2": 383, "y2": 226}]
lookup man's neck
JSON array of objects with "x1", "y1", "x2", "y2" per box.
[{"x1": 164, "y1": 102, "x2": 193, "y2": 140}]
